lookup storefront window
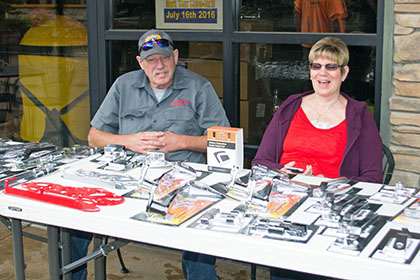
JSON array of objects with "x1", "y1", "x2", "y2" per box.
[
  {"x1": 239, "y1": 0, "x2": 377, "y2": 33},
  {"x1": 112, "y1": 0, "x2": 377, "y2": 33},
  {"x1": 113, "y1": 0, "x2": 155, "y2": 29},
  {"x1": 111, "y1": 41, "x2": 140, "y2": 77},
  {"x1": 0, "y1": 1, "x2": 89, "y2": 147}
]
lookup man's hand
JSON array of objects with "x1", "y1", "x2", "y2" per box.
[
  {"x1": 124, "y1": 131, "x2": 166, "y2": 153},
  {"x1": 157, "y1": 131, "x2": 182, "y2": 152},
  {"x1": 88, "y1": 127, "x2": 165, "y2": 154},
  {"x1": 88, "y1": 127, "x2": 207, "y2": 154},
  {"x1": 158, "y1": 132, "x2": 207, "y2": 153}
]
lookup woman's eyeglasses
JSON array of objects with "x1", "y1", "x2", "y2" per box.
[
  {"x1": 309, "y1": 63, "x2": 344, "y2": 71},
  {"x1": 141, "y1": 38, "x2": 173, "y2": 52}
]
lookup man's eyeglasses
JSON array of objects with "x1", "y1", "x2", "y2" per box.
[
  {"x1": 309, "y1": 63, "x2": 344, "y2": 71},
  {"x1": 141, "y1": 38, "x2": 173, "y2": 52}
]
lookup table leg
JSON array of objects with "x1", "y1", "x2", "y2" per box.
[
  {"x1": 93, "y1": 234, "x2": 106, "y2": 280},
  {"x1": 11, "y1": 218, "x2": 25, "y2": 280},
  {"x1": 61, "y1": 228, "x2": 72, "y2": 280},
  {"x1": 47, "y1": 226, "x2": 60, "y2": 280}
]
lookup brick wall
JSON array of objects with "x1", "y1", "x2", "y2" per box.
[{"x1": 390, "y1": 0, "x2": 420, "y2": 187}]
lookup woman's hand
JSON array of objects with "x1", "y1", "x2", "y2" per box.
[{"x1": 281, "y1": 161, "x2": 313, "y2": 176}]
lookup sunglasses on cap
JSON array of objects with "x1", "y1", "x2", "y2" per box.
[
  {"x1": 140, "y1": 38, "x2": 173, "y2": 52},
  {"x1": 309, "y1": 63, "x2": 344, "y2": 71}
]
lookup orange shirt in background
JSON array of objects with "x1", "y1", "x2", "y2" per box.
[{"x1": 295, "y1": 0, "x2": 347, "y2": 47}]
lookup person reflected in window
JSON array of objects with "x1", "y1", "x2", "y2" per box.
[
  {"x1": 294, "y1": 0, "x2": 347, "y2": 54},
  {"x1": 294, "y1": 0, "x2": 347, "y2": 34},
  {"x1": 252, "y1": 37, "x2": 383, "y2": 189}
]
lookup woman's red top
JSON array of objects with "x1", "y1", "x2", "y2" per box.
[{"x1": 280, "y1": 107, "x2": 347, "y2": 178}]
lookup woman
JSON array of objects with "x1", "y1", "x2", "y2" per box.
[{"x1": 252, "y1": 37, "x2": 383, "y2": 183}]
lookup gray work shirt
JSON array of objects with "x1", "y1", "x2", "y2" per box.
[{"x1": 91, "y1": 66, "x2": 230, "y2": 163}]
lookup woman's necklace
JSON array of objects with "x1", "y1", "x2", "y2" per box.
[{"x1": 313, "y1": 96, "x2": 340, "y2": 122}]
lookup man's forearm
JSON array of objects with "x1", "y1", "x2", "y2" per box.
[
  {"x1": 179, "y1": 135, "x2": 207, "y2": 153},
  {"x1": 294, "y1": 11, "x2": 301, "y2": 31},
  {"x1": 88, "y1": 127, "x2": 128, "y2": 148},
  {"x1": 331, "y1": 18, "x2": 345, "y2": 33}
]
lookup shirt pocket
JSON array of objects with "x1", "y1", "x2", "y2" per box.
[
  {"x1": 120, "y1": 107, "x2": 147, "y2": 134},
  {"x1": 165, "y1": 107, "x2": 195, "y2": 135}
]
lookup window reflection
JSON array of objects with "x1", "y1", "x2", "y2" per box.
[
  {"x1": 239, "y1": 0, "x2": 377, "y2": 33},
  {"x1": 0, "y1": 1, "x2": 89, "y2": 147},
  {"x1": 113, "y1": 0, "x2": 155, "y2": 29},
  {"x1": 294, "y1": 0, "x2": 347, "y2": 34}
]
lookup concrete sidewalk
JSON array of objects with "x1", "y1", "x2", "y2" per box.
[{"x1": 0, "y1": 222, "x2": 269, "y2": 279}]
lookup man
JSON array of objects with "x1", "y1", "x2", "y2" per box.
[
  {"x1": 88, "y1": 29, "x2": 229, "y2": 163},
  {"x1": 71, "y1": 29, "x2": 229, "y2": 280}
]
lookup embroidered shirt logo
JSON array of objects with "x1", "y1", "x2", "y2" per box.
[{"x1": 171, "y1": 99, "x2": 190, "y2": 107}]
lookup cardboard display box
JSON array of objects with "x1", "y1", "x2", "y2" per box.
[
  {"x1": 240, "y1": 19, "x2": 274, "y2": 32},
  {"x1": 207, "y1": 126, "x2": 243, "y2": 173},
  {"x1": 188, "y1": 42, "x2": 222, "y2": 60},
  {"x1": 187, "y1": 59, "x2": 223, "y2": 98},
  {"x1": 239, "y1": 19, "x2": 274, "y2": 62}
]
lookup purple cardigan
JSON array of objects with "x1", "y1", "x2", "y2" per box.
[{"x1": 252, "y1": 91, "x2": 383, "y2": 183}]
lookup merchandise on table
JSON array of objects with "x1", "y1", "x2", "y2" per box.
[
  {"x1": 394, "y1": 198, "x2": 420, "y2": 227},
  {"x1": 4, "y1": 179, "x2": 124, "y2": 212},
  {"x1": 371, "y1": 228, "x2": 420, "y2": 264},
  {"x1": 0, "y1": 139, "x2": 99, "y2": 189},
  {"x1": 369, "y1": 183, "x2": 417, "y2": 205},
  {"x1": 131, "y1": 162, "x2": 223, "y2": 225},
  {"x1": 92, "y1": 144, "x2": 146, "y2": 171},
  {"x1": 3, "y1": 137, "x2": 420, "y2": 267},
  {"x1": 247, "y1": 217, "x2": 317, "y2": 243}
]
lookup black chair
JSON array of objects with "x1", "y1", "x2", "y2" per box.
[{"x1": 382, "y1": 144, "x2": 395, "y2": 185}]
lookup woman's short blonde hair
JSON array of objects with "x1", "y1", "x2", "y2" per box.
[{"x1": 309, "y1": 37, "x2": 349, "y2": 74}]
